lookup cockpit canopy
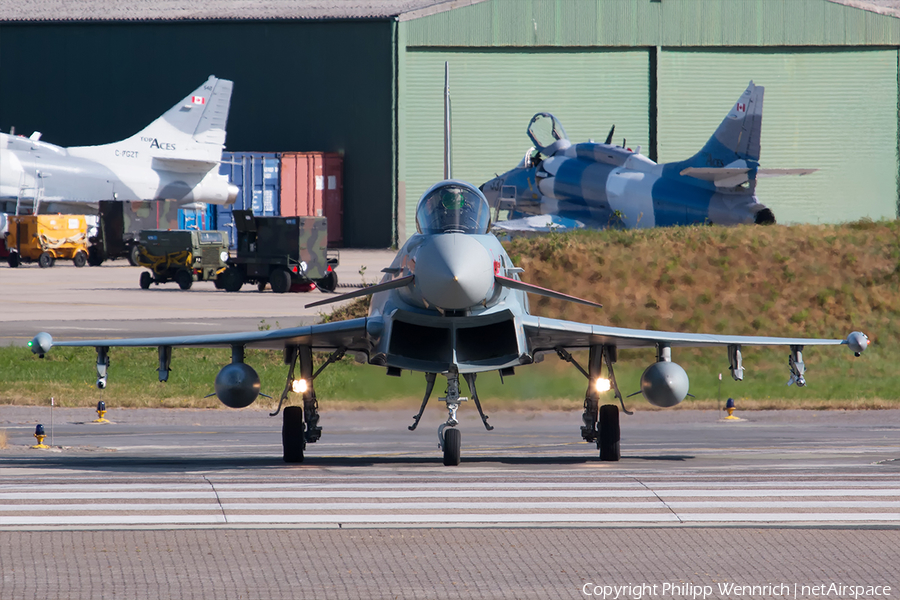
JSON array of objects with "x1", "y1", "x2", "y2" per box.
[
  {"x1": 415, "y1": 182, "x2": 491, "y2": 235},
  {"x1": 527, "y1": 112, "x2": 569, "y2": 153}
]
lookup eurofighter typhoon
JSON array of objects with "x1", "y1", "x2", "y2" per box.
[
  {"x1": 29, "y1": 68, "x2": 867, "y2": 467},
  {"x1": 0, "y1": 76, "x2": 238, "y2": 215},
  {"x1": 482, "y1": 82, "x2": 815, "y2": 233}
]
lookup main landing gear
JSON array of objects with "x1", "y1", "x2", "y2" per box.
[
  {"x1": 408, "y1": 369, "x2": 494, "y2": 466},
  {"x1": 558, "y1": 345, "x2": 627, "y2": 461},
  {"x1": 276, "y1": 346, "x2": 342, "y2": 463}
]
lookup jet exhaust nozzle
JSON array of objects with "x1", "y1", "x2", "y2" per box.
[
  {"x1": 640, "y1": 361, "x2": 689, "y2": 408},
  {"x1": 226, "y1": 183, "x2": 239, "y2": 205},
  {"x1": 754, "y1": 208, "x2": 776, "y2": 225},
  {"x1": 214, "y1": 362, "x2": 261, "y2": 408}
]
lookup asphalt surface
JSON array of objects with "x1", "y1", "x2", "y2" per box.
[
  {"x1": 1, "y1": 407, "x2": 899, "y2": 599},
  {"x1": 3, "y1": 251, "x2": 900, "y2": 599}
]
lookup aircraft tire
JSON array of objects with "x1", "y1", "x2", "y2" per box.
[
  {"x1": 270, "y1": 268, "x2": 292, "y2": 294},
  {"x1": 73, "y1": 251, "x2": 88, "y2": 268},
  {"x1": 7, "y1": 252, "x2": 20, "y2": 268},
  {"x1": 140, "y1": 271, "x2": 153, "y2": 290},
  {"x1": 282, "y1": 406, "x2": 306, "y2": 463},
  {"x1": 442, "y1": 428, "x2": 461, "y2": 466},
  {"x1": 128, "y1": 245, "x2": 141, "y2": 267},
  {"x1": 38, "y1": 252, "x2": 53, "y2": 269},
  {"x1": 175, "y1": 269, "x2": 193, "y2": 290},
  {"x1": 315, "y1": 271, "x2": 338, "y2": 293},
  {"x1": 220, "y1": 267, "x2": 244, "y2": 292},
  {"x1": 257, "y1": 281, "x2": 267, "y2": 292},
  {"x1": 598, "y1": 404, "x2": 620, "y2": 461},
  {"x1": 87, "y1": 246, "x2": 104, "y2": 267}
]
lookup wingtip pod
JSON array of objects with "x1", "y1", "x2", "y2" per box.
[
  {"x1": 29, "y1": 332, "x2": 52, "y2": 357},
  {"x1": 844, "y1": 331, "x2": 869, "y2": 357}
]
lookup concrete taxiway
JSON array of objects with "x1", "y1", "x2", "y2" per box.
[
  {"x1": 0, "y1": 249, "x2": 396, "y2": 346},
  {"x1": 1, "y1": 407, "x2": 898, "y2": 599}
]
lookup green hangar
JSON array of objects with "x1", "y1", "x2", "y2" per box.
[{"x1": 2, "y1": 0, "x2": 899, "y2": 247}]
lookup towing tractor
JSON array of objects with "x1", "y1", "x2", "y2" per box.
[
  {"x1": 5, "y1": 215, "x2": 90, "y2": 268},
  {"x1": 216, "y1": 210, "x2": 338, "y2": 293},
  {"x1": 136, "y1": 229, "x2": 230, "y2": 290}
]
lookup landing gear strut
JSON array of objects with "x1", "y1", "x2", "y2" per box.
[
  {"x1": 558, "y1": 345, "x2": 625, "y2": 461},
  {"x1": 438, "y1": 370, "x2": 466, "y2": 466},
  {"x1": 407, "y1": 369, "x2": 496, "y2": 465},
  {"x1": 277, "y1": 346, "x2": 341, "y2": 463}
]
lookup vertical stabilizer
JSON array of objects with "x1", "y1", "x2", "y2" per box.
[
  {"x1": 681, "y1": 82, "x2": 763, "y2": 168},
  {"x1": 67, "y1": 75, "x2": 233, "y2": 166},
  {"x1": 133, "y1": 75, "x2": 232, "y2": 147}
]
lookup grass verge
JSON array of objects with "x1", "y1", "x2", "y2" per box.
[{"x1": 3, "y1": 220, "x2": 896, "y2": 411}]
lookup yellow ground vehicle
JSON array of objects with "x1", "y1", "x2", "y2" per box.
[{"x1": 5, "y1": 215, "x2": 90, "y2": 268}]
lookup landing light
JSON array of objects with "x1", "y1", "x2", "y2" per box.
[
  {"x1": 594, "y1": 378, "x2": 611, "y2": 393},
  {"x1": 292, "y1": 379, "x2": 308, "y2": 394}
]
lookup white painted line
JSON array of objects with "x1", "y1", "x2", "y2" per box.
[
  {"x1": 2, "y1": 500, "x2": 897, "y2": 513},
  {"x1": 0, "y1": 515, "x2": 226, "y2": 526},
  {"x1": 4, "y1": 511, "x2": 898, "y2": 526},
  {"x1": 4, "y1": 488, "x2": 899, "y2": 501},
  {"x1": 0, "y1": 492, "x2": 219, "y2": 500},
  {"x1": 224, "y1": 513, "x2": 684, "y2": 524},
  {"x1": 677, "y1": 513, "x2": 900, "y2": 522},
  {"x1": 657, "y1": 489, "x2": 900, "y2": 497}
]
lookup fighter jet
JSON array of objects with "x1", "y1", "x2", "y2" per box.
[
  {"x1": 0, "y1": 76, "x2": 238, "y2": 216},
  {"x1": 28, "y1": 176, "x2": 869, "y2": 465},
  {"x1": 29, "y1": 70, "x2": 866, "y2": 466},
  {"x1": 482, "y1": 82, "x2": 815, "y2": 233}
]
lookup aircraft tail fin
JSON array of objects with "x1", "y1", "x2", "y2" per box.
[
  {"x1": 69, "y1": 76, "x2": 233, "y2": 166},
  {"x1": 133, "y1": 75, "x2": 233, "y2": 148},
  {"x1": 681, "y1": 81, "x2": 763, "y2": 169}
]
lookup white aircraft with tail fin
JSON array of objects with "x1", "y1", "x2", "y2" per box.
[{"x1": 0, "y1": 76, "x2": 237, "y2": 215}]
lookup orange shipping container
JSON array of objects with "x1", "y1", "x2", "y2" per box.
[{"x1": 280, "y1": 152, "x2": 343, "y2": 247}]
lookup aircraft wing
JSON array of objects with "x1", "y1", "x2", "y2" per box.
[
  {"x1": 756, "y1": 168, "x2": 818, "y2": 178},
  {"x1": 680, "y1": 167, "x2": 818, "y2": 188},
  {"x1": 492, "y1": 215, "x2": 584, "y2": 234},
  {"x1": 521, "y1": 314, "x2": 859, "y2": 351},
  {"x1": 37, "y1": 318, "x2": 370, "y2": 353}
]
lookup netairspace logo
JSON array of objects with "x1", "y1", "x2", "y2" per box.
[{"x1": 581, "y1": 582, "x2": 893, "y2": 599}]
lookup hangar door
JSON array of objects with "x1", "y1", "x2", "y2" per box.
[
  {"x1": 657, "y1": 49, "x2": 899, "y2": 225},
  {"x1": 402, "y1": 50, "x2": 651, "y2": 240}
]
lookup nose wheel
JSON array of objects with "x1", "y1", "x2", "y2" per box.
[
  {"x1": 437, "y1": 371, "x2": 467, "y2": 466},
  {"x1": 441, "y1": 427, "x2": 461, "y2": 466}
]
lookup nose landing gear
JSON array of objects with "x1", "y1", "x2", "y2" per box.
[{"x1": 438, "y1": 372, "x2": 466, "y2": 466}]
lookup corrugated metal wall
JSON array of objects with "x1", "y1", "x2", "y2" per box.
[
  {"x1": 401, "y1": 49, "x2": 651, "y2": 239},
  {"x1": 403, "y1": 0, "x2": 900, "y2": 47},
  {"x1": 658, "y1": 48, "x2": 899, "y2": 224}
]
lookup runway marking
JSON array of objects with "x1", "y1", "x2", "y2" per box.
[
  {"x1": 2, "y1": 500, "x2": 899, "y2": 511},
  {"x1": 2, "y1": 474, "x2": 900, "y2": 527},
  {"x1": 4, "y1": 488, "x2": 899, "y2": 500}
]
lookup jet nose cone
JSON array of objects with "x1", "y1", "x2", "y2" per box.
[{"x1": 416, "y1": 234, "x2": 494, "y2": 310}]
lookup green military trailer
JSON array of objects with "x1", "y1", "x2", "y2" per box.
[
  {"x1": 136, "y1": 229, "x2": 230, "y2": 290},
  {"x1": 216, "y1": 210, "x2": 339, "y2": 293}
]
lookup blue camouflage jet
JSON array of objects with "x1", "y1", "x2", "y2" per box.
[{"x1": 481, "y1": 82, "x2": 815, "y2": 233}]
